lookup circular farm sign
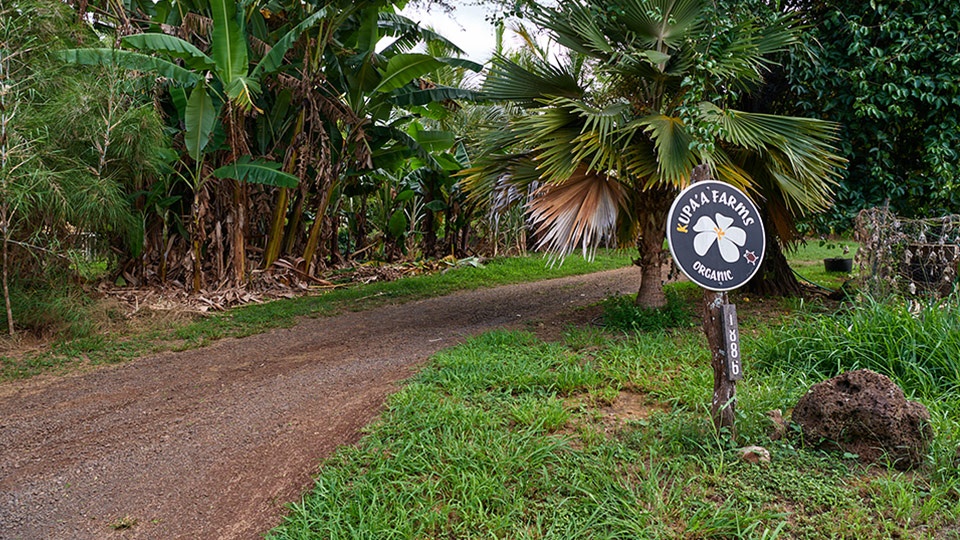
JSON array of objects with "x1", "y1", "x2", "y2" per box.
[{"x1": 666, "y1": 180, "x2": 766, "y2": 291}]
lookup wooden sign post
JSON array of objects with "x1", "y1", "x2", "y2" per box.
[{"x1": 666, "y1": 167, "x2": 765, "y2": 438}]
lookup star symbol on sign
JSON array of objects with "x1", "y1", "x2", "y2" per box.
[{"x1": 743, "y1": 250, "x2": 758, "y2": 265}]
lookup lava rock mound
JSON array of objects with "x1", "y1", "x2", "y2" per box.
[{"x1": 793, "y1": 369, "x2": 932, "y2": 469}]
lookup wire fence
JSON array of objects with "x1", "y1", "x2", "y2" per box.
[{"x1": 855, "y1": 207, "x2": 960, "y2": 299}]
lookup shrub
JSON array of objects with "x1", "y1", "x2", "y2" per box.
[{"x1": 601, "y1": 284, "x2": 697, "y2": 332}]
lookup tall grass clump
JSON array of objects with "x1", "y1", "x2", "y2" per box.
[
  {"x1": 753, "y1": 296, "x2": 960, "y2": 401},
  {"x1": 601, "y1": 283, "x2": 699, "y2": 333},
  {"x1": 2, "y1": 276, "x2": 97, "y2": 340}
]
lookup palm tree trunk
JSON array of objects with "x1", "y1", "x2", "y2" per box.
[
  {"x1": 634, "y1": 187, "x2": 675, "y2": 308},
  {"x1": 744, "y1": 213, "x2": 804, "y2": 296}
]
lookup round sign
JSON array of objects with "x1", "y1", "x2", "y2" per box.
[{"x1": 666, "y1": 180, "x2": 766, "y2": 291}]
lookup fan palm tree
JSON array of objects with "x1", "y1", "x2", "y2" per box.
[{"x1": 463, "y1": 0, "x2": 844, "y2": 307}]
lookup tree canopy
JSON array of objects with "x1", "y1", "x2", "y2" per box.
[
  {"x1": 463, "y1": 0, "x2": 844, "y2": 306},
  {"x1": 782, "y1": 0, "x2": 960, "y2": 230}
]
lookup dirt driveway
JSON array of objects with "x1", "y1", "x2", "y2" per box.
[{"x1": 0, "y1": 266, "x2": 639, "y2": 539}]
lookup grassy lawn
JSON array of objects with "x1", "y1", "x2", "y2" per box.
[
  {"x1": 787, "y1": 239, "x2": 860, "y2": 291},
  {"x1": 0, "y1": 251, "x2": 633, "y2": 381},
  {"x1": 268, "y1": 248, "x2": 960, "y2": 539}
]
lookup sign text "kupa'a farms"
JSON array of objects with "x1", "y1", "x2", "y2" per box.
[{"x1": 666, "y1": 180, "x2": 766, "y2": 291}]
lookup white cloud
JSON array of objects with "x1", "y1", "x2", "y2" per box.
[{"x1": 398, "y1": 4, "x2": 497, "y2": 62}]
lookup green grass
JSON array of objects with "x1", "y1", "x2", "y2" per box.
[
  {"x1": 600, "y1": 282, "x2": 700, "y2": 333},
  {"x1": 753, "y1": 296, "x2": 960, "y2": 400},
  {"x1": 270, "y1": 291, "x2": 960, "y2": 539},
  {"x1": 751, "y1": 295, "x2": 960, "y2": 478},
  {"x1": 787, "y1": 239, "x2": 860, "y2": 291},
  {"x1": 0, "y1": 251, "x2": 633, "y2": 381}
]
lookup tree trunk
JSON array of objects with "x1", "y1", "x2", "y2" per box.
[
  {"x1": 265, "y1": 114, "x2": 307, "y2": 268},
  {"x1": 230, "y1": 179, "x2": 247, "y2": 285},
  {"x1": 636, "y1": 233, "x2": 666, "y2": 308},
  {"x1": 355, "y1": 197, "x2": 368, "y2": 254},
  {"x1": 302, "y1": 178, "x2": 335, "y2": 275},
  {"x1": 224, "y1": 102, "x2": 250, "y2": 287},
  {"x1": 422, "y1": 207, "x2": 437, "y2": 258},
  {"x1": 326, "y1": 198, "x2": 344, "y2": 267},
  {"x1": 282, "y1": 184, "x2": 307, "y2": 256},
  {"x1": 3, "y1": 231, "x2": 13, "y2": 336},
  {"x1": 703, "y1": 290, "x2": 737, "y2": 439},
  {"x1": 264, "y1": 187, "x2": 289, "y2": 268},
  {"x1": 634, "y1": 187, "x2": 675, "y2": 308},
  {"x1": 303, "y1": 208, "x2": 324, "y2": 275},
  {"x1": 744, "y1": 219, "x2": 804, "y2": 297},
  {"x1": 191, "y1": 220, "x2": 203, "y2": 292}
]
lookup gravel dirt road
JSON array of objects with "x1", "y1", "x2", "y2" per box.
[{"x1": 0, "y1": 266, "x2": 639, "y2": 539}]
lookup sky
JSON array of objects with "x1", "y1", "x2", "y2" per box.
[{"x1": 398, "y1": 4, "x2": 500, "y2": 63}]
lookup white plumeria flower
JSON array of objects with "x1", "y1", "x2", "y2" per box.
[{"x1": 693, "y1": 213, "x2": 746, "y2": 263}]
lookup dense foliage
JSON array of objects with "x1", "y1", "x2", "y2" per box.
[
  {"x1": 783, "y1": 0, "x2": 960, "y2": 231},
  {"x1": 0, "y1": 0, "x2": 164, "y2": 335},
  {"x1": 2, "y1": 0, "x2": 492, "y2": 335},
  {"x1": 600, "y1": 284, "x2": 697, "y2": 332}
]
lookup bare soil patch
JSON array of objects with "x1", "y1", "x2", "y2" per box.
[{"x1": 0, "y1": 266, "x2": 639, "y2": 539}]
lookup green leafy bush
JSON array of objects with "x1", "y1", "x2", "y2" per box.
[{"x1": 600, "y1": 284, "x2": 697, "y2": 332}]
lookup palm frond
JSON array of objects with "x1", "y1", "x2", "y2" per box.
[
  {"x1": 529, "y1": 2, "x2": 606, "y2": 57},
  {"x1": 527, "y1": 165, "x2": 624, "y2": 261},
  {"x1": 618, "y1": 0, "x2": 707, "y2": 49},
  {"x1": 436, "y1": 57, "x2": 484, "y2": 73},
  {"x1": 699, "y1": 16, "x2": 798, "y2": 91},
  {"x1": 709, "y1": 115, "x2": 843, "y2": 220},
  {"x1": 540, "y1": 97, "x2": 634, "y2": 175},
  {"x1": 639, "y1": 114, "x2": 699, "y2": 187},
  {"x1": 509, "y1": 22, "x2": 551, "y2": 60},
  {"x1": 516, "y1": 105, "x2": 587, "y2": 182},
  {"x1": 616, "y1": 123, "x2": 660, "y2": 184},
  {"x1": 483, "y1": 55, "x2": 583, "y2": 105},
  {"x1": 391, "y1": 86, "x2": 483, "y2": 107},
  {"x1": 703, "y1": 105, "x2": 844, "y2": 206},
  {"x1": 377, "y1": 12, "x2": 467, "y2": 57}
]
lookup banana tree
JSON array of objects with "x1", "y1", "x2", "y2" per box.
[
  {"x1": 285, "y1": 4, "x2": 483, "y2": 272},
  {"x1": 463, "y1": 0, "x2": 845, "y2": 307},
  {"x1": 61, "y1": 0, "x2": 314, "y2": 288}
]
